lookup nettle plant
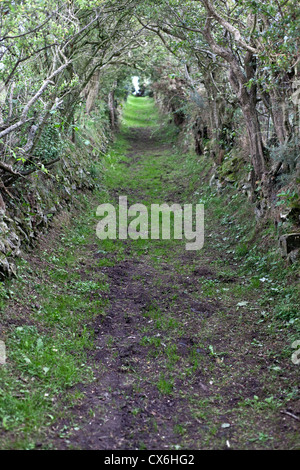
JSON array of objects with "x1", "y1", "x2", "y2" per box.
[{"x1": 276, "y1": 189, "x2": 299, "y2": 209}]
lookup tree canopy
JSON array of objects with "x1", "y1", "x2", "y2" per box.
[{"x1": 0, "y1": 0, "x2": 299, "y2": 194}]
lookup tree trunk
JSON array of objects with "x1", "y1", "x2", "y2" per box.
[
  {"x1": 268, "y1": 87, "x2": 292, "y2": 144},
  {"x1": 85, "y1": 70, "x2": 100, "y2": 115},
  {"x1": 108, "y1": 81, "x2": 118, "y2": 131},
  {"x1": 203, "y1": 18, "x2": 267, "y2": 182},
  {"x1": 243, "y1": 102, "x2": 266, "y2": 178},
  {"x1": 229, "y1": 67, "x2": 267, "y2": 180},
  {"x1": 108, "y1": 90, "x2": 115, "y2": 131}
]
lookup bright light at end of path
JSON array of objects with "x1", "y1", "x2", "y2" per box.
[{"x1": 132, "y1": 76, "x2": 139, "y2": 94}]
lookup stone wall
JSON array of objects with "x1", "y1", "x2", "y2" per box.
[{"x1": 0, "y1": 139, "x2": 104, "y2": 279}]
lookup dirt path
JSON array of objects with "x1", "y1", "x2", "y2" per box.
[
  {"x1": 49, "y1": 119, "x2": 298, "y2": 450},
  {"x1": 1, "y1": 97, "x2": 298, "y2": 450}
]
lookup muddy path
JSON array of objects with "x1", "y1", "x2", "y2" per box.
[
  {"x1": 47, "y1": 121, "x2": 299, "y2": 451},
  {"x1": 1, "y1": 98, "x2": 298, "y2": 451}
]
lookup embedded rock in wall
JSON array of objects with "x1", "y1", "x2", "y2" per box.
[
  {"x1": 279, "y1": 233, "x2": 300, "y2": 256},
  {"x1": 288, "y1": 248, "x2": 300, "y2": 264},
  {"x1": 0, "y1": 164, "x2": 91, "y2": 279},
  {"x1": 0, "y1": 210, "x2": 21, "y2": 278},
  {"x1": 279, "y1": 233, "x2": 300, "y2": 264}
]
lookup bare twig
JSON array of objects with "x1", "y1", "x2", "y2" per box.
[
  {"x1": 0, "y1": 61, "x2": 70, "y2": 140},
  {"x1": 280, "y1": 410, "x2": 300, "y2": 421},
  {"x1": 0, "y1": 161, "x2": 24, "y2": 177}
]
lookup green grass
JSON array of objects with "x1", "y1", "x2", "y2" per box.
[
  {"x1": 121, "y1": 95, "x2": 160, "y2": 128},
  {"x1": 0, "y1": 197, "x2": 107, "y2": 449}
]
